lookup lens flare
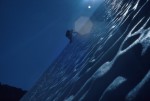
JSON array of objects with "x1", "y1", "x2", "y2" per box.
[{"x1": 74, "y1": 16, "x2": 93, "y2": 35}]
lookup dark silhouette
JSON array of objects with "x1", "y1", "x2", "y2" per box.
[
  {"x1": 0, "y1": 82, "x2": 27, "y2": 101},
  {"x1": 66, "y1": 29, "x2": 74, "y2": 43}
]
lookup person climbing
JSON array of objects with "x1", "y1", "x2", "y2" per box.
[
  {"x1": 66, "y1": 29, "x2": 79, "y2": 43},
  {"x1": 65, "y1": 29, "x2": 73, "y2": 43}
]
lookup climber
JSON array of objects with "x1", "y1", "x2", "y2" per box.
[{"x1": 66, "y1": 29, "x2": 77, "y2": 43}]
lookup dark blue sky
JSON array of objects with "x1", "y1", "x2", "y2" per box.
[{"x1": 0, "y1": 0, "x2": 103, "y2": 90}]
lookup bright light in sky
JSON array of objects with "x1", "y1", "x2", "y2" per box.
[
  {"x1": 88, "y1": 5, "x2": 91, "y2": 8},
  {"x1": 82, "y1": 0, "x2": 105, "y2": 8}
]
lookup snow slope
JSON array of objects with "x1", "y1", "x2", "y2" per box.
[{"x1": 21, "y1": 0, "x2": 150, "y2": 101}]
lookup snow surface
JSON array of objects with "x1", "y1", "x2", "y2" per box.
[{"x1": 21, "y1": 0, "x2": 150, "y2": 101}]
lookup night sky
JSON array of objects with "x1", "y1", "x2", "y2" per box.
[{"x1": 0, "y1": 0, "x2": 104, "y2": 90}]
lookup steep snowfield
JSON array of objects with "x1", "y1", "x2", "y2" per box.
[{"x1": 21, "y1": 0, "x2": 150, "y2": 101}]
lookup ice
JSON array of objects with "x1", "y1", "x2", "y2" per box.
[
  {"x1": 21, "y1": 0, "x2": 150, "y2": 101},
  {"x1": 89, "y1": 58, "x2": 96, "y2": 63},
  {"x1": 99, "y1": 76, "x2": 126, "y2": 101},
  {"x1": 132, "y1": 0, "x2": 140, "y2": 10},
  {"x1": 140, "y1": 28, "x2": 150, "y2": 55},
  {"x1": 64, "y1": 95, "x2": 74, "y2": 101},
  {"x1": 126, "y1": 70, "x2": 150, "y2": 101},
  {"x1": 92, "y1": 62, "x2": 112, "y2": 79}
]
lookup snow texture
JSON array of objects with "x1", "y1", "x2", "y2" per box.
[{"x1": 21, "y1": 0, "x2": 150, "y2": 101}]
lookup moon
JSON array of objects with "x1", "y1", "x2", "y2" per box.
[{"x1": 88, "y1": 5, "x2": 91, "y2": 9}]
